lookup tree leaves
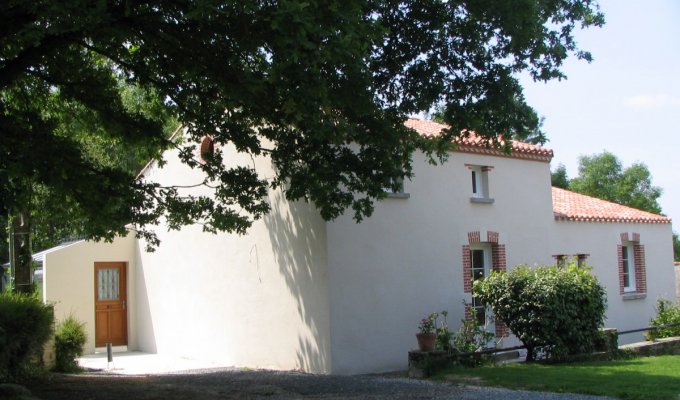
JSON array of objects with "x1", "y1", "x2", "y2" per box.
[
  {"x1": 1, "y1": 1, "x2": 604, "y2": 248},
  {"x1": 569, "y1": 151, "x2": 663, "y2": 214}
]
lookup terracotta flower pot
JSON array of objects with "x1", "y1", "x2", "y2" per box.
[{"x1": 416, "y1": 332, "x2": 437, "y2": 352}]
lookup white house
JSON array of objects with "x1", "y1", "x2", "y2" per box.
[{"x1": 40, "y1": 118, "x2": 675, "y2": 374}]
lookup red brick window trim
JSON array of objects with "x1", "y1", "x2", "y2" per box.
[
  {"x1": 462, "y1": 231, "x2": 508, "y2": 337},
  {"x1": 618, "y1": 233, "x2": 646, "y2": 296}
]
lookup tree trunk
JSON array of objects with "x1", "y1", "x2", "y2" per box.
[
  {"x1": 10, "y1": 212, "x2": 32, "y2": 294},
  {"x1": 525, "y1": 345, "x2": 535, "y2": 362}
]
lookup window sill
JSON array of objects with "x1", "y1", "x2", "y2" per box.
[
  {"x1": 385, "y1": 192, "x2": 410, "y2": 199},
  {"x1": 622, "y1": 292, "x2": 646, "y2": 301},
  {"x1": 470, "y1": 197, "x2": 494, "y2": 204}
]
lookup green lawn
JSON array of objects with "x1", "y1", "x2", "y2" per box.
[{"x1": 433, "y1": 355, "x2": 680, "y2": 400}]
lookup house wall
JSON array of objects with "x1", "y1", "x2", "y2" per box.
[
  {"x1": 552, "y1": 220, "x2": 675, "y2": 343},
  {"x1": 134, "y1": 144, "x2": 332, "y2": 373},
  {"x1": 42, "y1": 234, "x2": 137, "y2": 354},
  {"x1": 326, "y1": 148, "x2": 676, "y2": 373},
  {"x1": 326, "y1": 150, "x2": 556, "y2": 374},
  {"x1": 675, "y1": 263, "x2": 680, "y2": 304}
]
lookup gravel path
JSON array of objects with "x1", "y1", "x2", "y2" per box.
[{"x1": 29, "y1": 368, "x2": 618, "y2": 400}]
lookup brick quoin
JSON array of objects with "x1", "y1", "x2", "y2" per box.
[
  {"x1": 617, "y1": 245, "x2": 625, "y2": 295},
  {"x1": 486, "y1": 231, "x2": 499, "y2": 244},
  {"x1": 491, "y1": 243, "x2": 508, "y2": 337},
  {"x1": 462, "y1": 245, "x2": 471, "y2": 293},
  {"x1": 491, "y1": 244, "x2": 506, "y2": 273},
  {"x1": 468, "y1": 231, "x2": 481, "y2": 244},
  {"x1": 495, "y1": 320, "x2": 509, "y2": 338},
  {"x1": 634, "y1": 244, "x2": 646, "y2": 293}
]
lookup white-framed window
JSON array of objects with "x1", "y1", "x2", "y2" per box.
[
  {"x1": 383, "y1": 177, "x2": 409, "y2": 198},
  {"x1": 470, "y1": 244, "x2": 491, "y2": 326},
  {"x1": 621, "y1": 244, "x2": 636, "y2": 292},
  {"x1": 468, "y1": 165, "x2": 493, "y2": 203}
]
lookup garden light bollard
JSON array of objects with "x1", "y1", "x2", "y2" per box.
[{"x1": 106, "y1": 343, "x2": 113, "y2": 368}]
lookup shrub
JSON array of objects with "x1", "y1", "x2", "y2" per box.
[
  {"x1": 435, "y1": 311, "x2": 452, "y2": 352},
  {"x1": 54, "y1": 316, "x2": 87, "y2": 372},
  {"x1": 451, "y1": 307, "x2": 495, "y2": 366},
  {"x1": 646, "y1": 299, "x2": 680, "y2": 341},
  {"x1": 0, "y1": 292, "x2": 54, "y2": 381},
  {"x1": 473, "y1": 262, "x2": 606, "y2": 361}
]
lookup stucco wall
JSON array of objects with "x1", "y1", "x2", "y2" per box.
[
  {"x1": 552, "y1": 220, "x2": 675, "y2": 343},
  {"x1": 42, "y1": 234, "x2": 137, "y2": 354},
  {"x1": 326, "y1": 150, "x2": 556, "y2": 374},
  {"x1": 134, "y1": 144, "x2": 332, "y2": 373},
  {"x1": 676, "y1": 264, "x2": 680, "y2": 304},
  {"x1": 326, "y1": 148, "x2": 675, "y2": 373}
]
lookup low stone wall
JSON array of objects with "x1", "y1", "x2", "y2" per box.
[
  {"x1": 407, "y1": 331, "x2": 680, "y2": 378},
  {"x1": 620, "y1": 336, "x2": 680, "y2": 356},
  {"x1": 408, "y1": 351, "x2": 451, "y2": 378}
]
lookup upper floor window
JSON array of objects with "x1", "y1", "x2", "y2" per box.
[
  {"x1": 467, "y1": 164, "x2": 493, "y2": 203},
  {"x1": 383, "y1": 177, "x2": 410, "y2": 199}
]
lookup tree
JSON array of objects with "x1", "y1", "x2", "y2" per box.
[
  {"x1": 2, "y1": 1, "x2": 605, "y2": 249},
  {"x1": 674, "y1": 233, "x2": 680, "y2": 262},
  {"x1": 551, "y1": 163, "x2": 570, "y2": 189},
  {"x1": 473, "y1": 262, "x2": 607, "y2": 361},
  {"x1": 570, "y1": 151, "x2": 662, "y2": 214}
]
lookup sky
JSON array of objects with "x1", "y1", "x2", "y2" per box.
[{"x1": 518, "y1": 0, "x2": 680, "y2": 227}]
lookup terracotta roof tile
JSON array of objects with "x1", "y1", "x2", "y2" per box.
[
  {"x1": 405, "y1": 118, "x2": 553, "y2": 162},
  {"x1": 552, "y1": 187, "x2": 671, "y2": 224}
]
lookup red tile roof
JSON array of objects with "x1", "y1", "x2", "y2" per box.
[
  {"x1": 405, "y1": 118, "x2": 554, "y2": 162},
  {"x1": 552, "y1": 187, "x2": 671, "y2": 224}
]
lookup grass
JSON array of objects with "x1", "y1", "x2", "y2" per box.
[{"x1": 432, "y1": 355, "x2": 680, "y2": 400}]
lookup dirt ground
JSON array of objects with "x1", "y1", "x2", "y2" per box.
[
  {"x1": 24, "y1": 368, "x2": 617, "y2": 400},
  {"x1": 26, "y1": 369, "x2": 453, "y2": 400}
]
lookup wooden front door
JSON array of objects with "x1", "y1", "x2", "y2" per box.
[{"x1": 94, "y1": 262, "x2": 128, "y2": 347}]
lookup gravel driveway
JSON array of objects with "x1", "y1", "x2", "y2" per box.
[{"x1": 29, "y1": 368, "x2": 617, "y2": 400}]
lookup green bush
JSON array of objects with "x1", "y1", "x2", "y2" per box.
[
  {"x1": 451, "y1": 307, "x2": 495, "y2": 367},
  {"x1": 646, "y1": 299, "x2": 680, "y2": 341},
  {"x1": 54, "y1": 315, "x2": 87, "y2": 372},
  {"x1": 473, "y1": 262, "x2": 606, "y2": 361},
  {"x1": 0, "y1": 292, "x2": 54, "y2": 381}
]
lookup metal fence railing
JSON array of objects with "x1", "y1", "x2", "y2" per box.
[{"x1": 618, "y1": 322, "x2": 680, "y2": 336}]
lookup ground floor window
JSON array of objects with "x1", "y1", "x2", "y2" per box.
[{"x1": 618, "y1": 233, "x2": 646, "y2": 297}]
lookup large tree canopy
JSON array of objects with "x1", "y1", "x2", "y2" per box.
[
  {"x1": 569, "y1": 151, "x2": 663, "y2": 214},
  {"x1": 1, "y1": 1, "x2": 604, "y2": 248}
]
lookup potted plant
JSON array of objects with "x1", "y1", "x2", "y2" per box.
[{"x1": 416, "y1": 312, "x2": 438, "y2": 351}]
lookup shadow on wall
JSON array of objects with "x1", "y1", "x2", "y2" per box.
[
  {"x1": 133, "y1": 242, "x2": 157, "y2": 353},
  {"x1": 263, "y1": 190, "x2": 331, "y2": 373}
]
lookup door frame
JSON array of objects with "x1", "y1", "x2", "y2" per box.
[{"x1": 94, "y1": 262, "x2": 128, "y2": 347}]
